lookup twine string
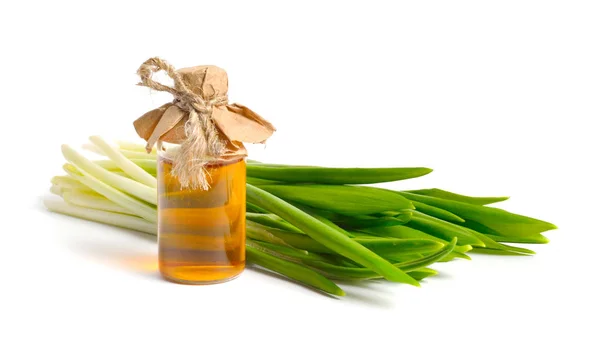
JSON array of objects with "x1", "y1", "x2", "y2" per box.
[{"x1": 137, "y1": 57, "x2": 228, "y2": 189}]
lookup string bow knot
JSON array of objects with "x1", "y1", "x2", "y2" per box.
[{"x1": 133, "y1": 57, "x2": 276, "y2": 190}]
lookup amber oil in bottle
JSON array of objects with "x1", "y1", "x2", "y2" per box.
[{"x1": 157, "y1": 155, "x2": 246, "y2": 284}]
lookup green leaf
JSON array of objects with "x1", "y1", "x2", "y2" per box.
[
  {"x1": 246, "y1": 177, "x2": 283, "y2": 185},
  {"x1": 397, "y1": 192, "x2": 556, "y2": 237},
  {"x1": 411, "y1": 201, "x2": 465, "y2": 223},
  {"x1": 248, "y1": 164, "x2": 432, "y2": 184},
  {"x1": 332, "y1": 212, "x2": 412, "y2": 229},
  {"x1": 407, "y1": 211, "x2": 486, "y2": 247},
  {"x1": 258, "y1": 184, "x2": 414, "y2": 216},
  {"x1": 407, "y1": 268, "x2": 438, "y2": 281},
  {"x1": 469, "y1": 246, "x2": 532, "y2": 256},
  {"x1": 246, "y1": 213, "x2": 303, "y2": 233},
  {"x1": 246, "y1": 243, "x2": 345, "y2": 296},
  {"x1": 395, "y1": 238, "x2": 458, "y2": 271},
  {"x1": 485, "y1": 233, "x2": 550, "y2": 244},
  {"x1": 291, "y1": 203, "x2": 353, "y2": 237},
  {"x1": 467, "y1": 229, "x2": 536, "y2": 255},
  {"x1": 246, "y1": 202, "x2": 270, "y2": 214},
  {"x1": 305, "y1": 238, "x2": 457, "y2": 280},
  {"x1": 354, "y1": 236, "x2": 445, "y2": 255},
  {"x1": 248, "y1": 240, "x2": 341, "y2": 265},
  {"x1": 247, "y1": 185, "x2": 419, "y2": 286},
  {"x1": 359, "y1": 224, "x2": 447, "y2": 244},
  {"x1": 405, "y1": 188, "x2": 509, "y2": 205},
  {"x1": 439, "y1": 251, "x2": 472, "y2": 262}
]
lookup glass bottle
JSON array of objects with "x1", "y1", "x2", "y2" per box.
[{"x1": 156, "y1": 143, "x2": 246, "y2": 284}]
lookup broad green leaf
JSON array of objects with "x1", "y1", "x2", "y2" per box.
[
  {"x1": 398, "y1": 192, "x2": 556, "y2": 237},
  {"x1": 259, "y1": 184, "x2": 414, "y2": 216},
  {"x1": 248, "y1": 164, "x2": 432, "y2": 184}
]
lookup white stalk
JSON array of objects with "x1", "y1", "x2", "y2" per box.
[
  {"x1": 52, "y1": 175, "x2": 81, "y2": 188},
  {"x1": 63, "y1": 163, "x2": 157, "y2": 222},
  {"x1": 119, "y1": 149, "x2": 156, "y2": 160},
  {"x1": 117, "y1": 140, "x2": 157, "y2": 155},
  {"x1": 44, "y1": 198, "x2": 157, "y2": 235},
  {"x1": 63, "y1": 190, "x2": 139, "y2": 215},
  {"x1": 82, "y1": 143, "x2": 105, "y2": 155},
  {"x1": 94, "y1": 159, "x2": 157, "y2": 174},
  {"x1": 62, "y1": 145, "x2": 157, "y2": 205},
  {"x1": 52, "y1": 175, "x2": 97, "y2": 194},
  {"x1": 89, "y1": 136, "x2": 157, "y2": 188}
]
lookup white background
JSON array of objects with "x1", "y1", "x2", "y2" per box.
[{"x1": 1, "y1": 1, "x2": 599, "y2": 361}]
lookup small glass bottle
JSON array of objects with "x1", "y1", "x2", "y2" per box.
[
  {"x1": 133, "y1": 60, "x2": 274, "y2": 284},
  {"x1": 156, "y1": 144, "x2": 246, "y2": 284}
]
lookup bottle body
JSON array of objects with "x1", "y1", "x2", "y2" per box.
[{"x1": 157, "y1": 148, "x2": 246, "y2": 284}]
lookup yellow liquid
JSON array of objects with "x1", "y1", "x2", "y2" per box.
[{"x1": 157, "y1": 157, "x2": 246, "y2": 284}]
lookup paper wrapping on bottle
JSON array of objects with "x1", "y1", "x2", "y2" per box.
[{"x1": 133, "y1": 65, "x2": 276, "y2": 162}]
